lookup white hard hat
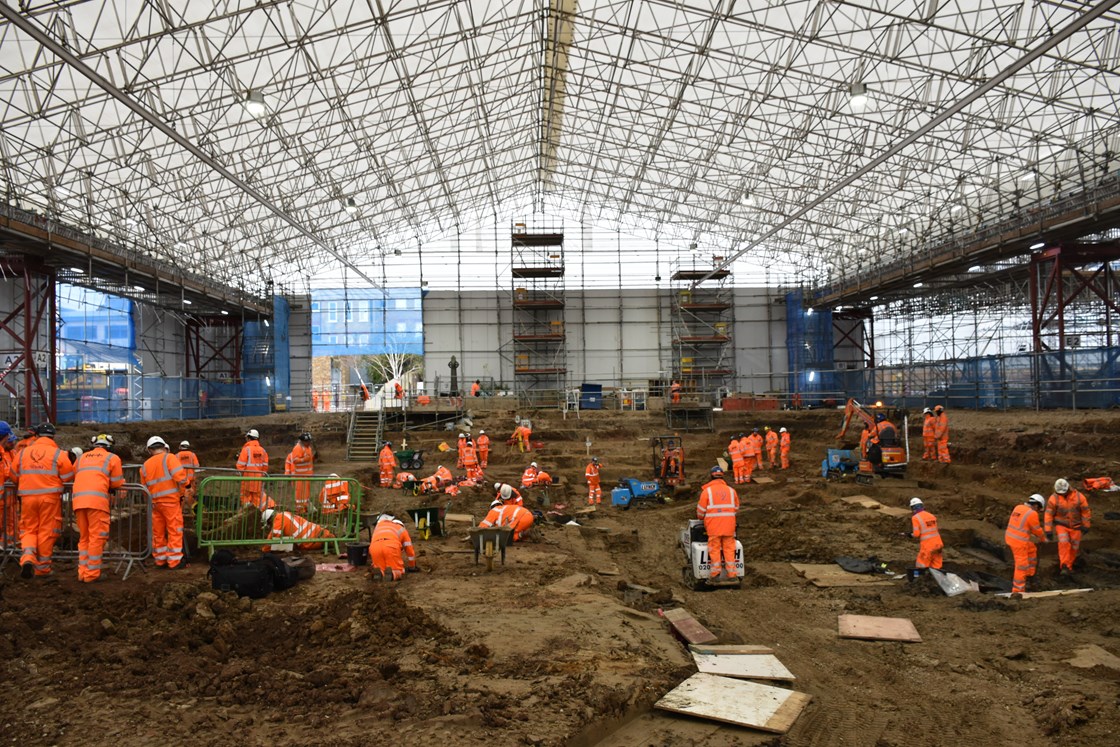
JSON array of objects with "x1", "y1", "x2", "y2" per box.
[
  {"x1": 246, "y1": 428, "x2": 259, "y2": 439},
  {"x1": 262, "y1": 509, "x2": 274, "y2": 523},
  {"x1": 922, "y1": 407, "x2": 931, "y2": 414},
  {"x1": 500, "y1": 485, "x2": 512, "y2": 499},
  {"x1": 93, "y1": 434, "x2": 114, "y2": 448},
  {"x1": 493, "y1": 482, "x2": 502, "y2": 491},
  {"x1": 179, "y1": 440, "x2": 190, "y2": 448},
  {"x1": 530, "y1": 462, "x2": 538, "y2": 468},
  {"x1": 909, "y1": 497, "x2": 923, "y2": 508},
  {"x1": 459, "y1": 433, "x2": 465, "y2": 438},
  {"x1": 69, "y1": 446, "x2": 83, "y2": 461},
  {"x1": 146, "y1": 436, "x2": 168, "y2": 450},
  {"x1": 329, "y1": 473, "x2": 339, "y2": 479},
  {"x1": 779, "y1": 427, "x2": 787, "y2": 433},
  {"x1": 479, "y1": 430, "x2": 485, "y2": 434},
  {"x1": 490, "y1": 499, "x2": 502, "y2": 509},
  {"x1": 1028, "y1": 494, "x2": 1046, "y2": 509},
  {"x1": 377, "y1": 513, "x2": 395, "y2": 523},
  {"x1": 1054, "y1": 478, "x2": 1070, "y2": 495}
]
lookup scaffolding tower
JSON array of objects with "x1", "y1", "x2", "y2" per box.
[
  {"x1": 511, "y1": 222, "x2": 566, "y2": 406},
  {"x1": 670, "y1": 257, "x2": 734, "y2": 401}
]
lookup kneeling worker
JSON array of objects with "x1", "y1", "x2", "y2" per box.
[
  {"x1": 368, "y1": 513, "x2": 417, "y2": 581},
  {"x1": 907, "y1": 497, "x2": 943, "y2": 570},
  {"x1": 262, "y1": 508, "x2": 334, "y2": 552},
  {"x1": 479, "y1": 499, "x2": 535, "y2": 542}
]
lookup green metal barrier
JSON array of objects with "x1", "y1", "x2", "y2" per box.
[{"x1": 196, "y1": 475, "x2": 362, "y2": 555}]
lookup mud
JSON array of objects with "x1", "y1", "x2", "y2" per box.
[{"x1": 2, "y1": 406, "x2": 1119, "y2": 746}]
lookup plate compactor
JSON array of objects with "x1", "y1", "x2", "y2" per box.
[{"x1": 679, "y1": 519, "x2": 743, "y2": 590}]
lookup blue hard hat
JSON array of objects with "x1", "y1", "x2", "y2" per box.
[
  {"x1": 875, "y1": 413, "x2": 886, "y2": 422},
  {"x1": 0, "y1": 421, "x2": 11, "y2": 438},
  {"x1": 710, "y1": 466, "x2": 724, "y2": 476}
]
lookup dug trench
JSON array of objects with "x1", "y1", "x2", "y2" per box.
[{"x1": 1, "y1": 407, "x2": 1118, "y2": 746}]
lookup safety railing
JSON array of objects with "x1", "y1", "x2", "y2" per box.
[
  {"x1": 196, "y1": 475, "x2": 362, "y2": 555},
  {"x1": 0, "y1": 482, "x2": 152, "y2": 580}
]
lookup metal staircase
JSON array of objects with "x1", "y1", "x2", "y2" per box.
[{"x1": 346, "y1": 408, "x2": 384, "y2": 461}]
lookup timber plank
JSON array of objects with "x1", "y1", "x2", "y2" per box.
[
  {"x1": 691, "y1": 652, "x2": 796, "y2": 682},
  {"x1": 791, "y1": 563, "x2": 897, "y2": 588},
  {"x1": 655, "y1": 673, "x2": 811, "y2": 733},
  {"x1": 663, "y1": 607, "x2": 718, "y2": 644}
]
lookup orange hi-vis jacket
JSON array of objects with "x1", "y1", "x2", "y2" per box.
[
  {"x1": 1044, "y1": 490, "x2": 1091, "y2": 532},
  {"x1": 696, "y1": 477, "x2": 739, "y2": 536},
  {"x1": 269, "y1": 511, "x2": 331, "y2": 545},
  {"x1": 286, "y1": 442, "x2": 314, "y2": 476},
  {"x1": 237, "y1": 439, "x2": 270, "y2": 478},
  {"x1": 462, "y1": 444, "x2": 479, "y2": 467},
  {"x1": 765, "y1": 430, "x2": 779, "y2": 452},
  {"x1": 922, "y1": 414, "x2": 936, "y2": 441},
  {"x1": 521, "y1": 466, "x2": 540, "y2": 487},
  {"x1": 910, "y1": 509, "x2": 942, "y2": 544},
  {"x1": 434, "y1": 465, "x2": 453, "y2": 485},
  {"x1": 585, "y1": 461, "x2": 600, "y2": 484},
  {"x1": 480, "y1": 504, "x2": 534, "y2": 540},
  {"x1": 747, "y1": 433, "x2": 763, "y2": 456},
  {"x1": 476, "y1": 433, "x2": 490, "y2": 453},
  {"x1": 470, "y1": 382, "x2": 481, "y2": 397},
  {"x1": 320, "y1": 479, "x2": 351, "y2": 513},
  {"x1": 140, "y1": 452, "x2": 187, "y2": 504},
  {"x1": 934, "y1": 413, "x2": 949, "y2": 441},
  {"x1": 780, "y1": 431, "x2": 791, "y2": 450},
  {"x1": 72, "y1": 447, "x2": 124, "y2": 511},
  {"x1": 495, "y1": 484, "x2": 523, "y2": 505},
  {"x1": 739, "y1": 435, "x2": 754, "y2": 457},
  {"x1": 1005, "y1": 504, "x2": 1045, "y2": 545},
  {"x1": 370, "y1": 518, "x2": 416, "y2": 566},
  {"x1": 12, "y1": 437, "x2": 74, "y2": 498},
  {"x1": 176, "y1": 450, "x2": 200, "y2": 484},
  {"x1": 379, "y1": 445, "x2": 397, "y2": 470},
  {"x1": 727, "y1": 438, "x2": 743, "y2": 463}
]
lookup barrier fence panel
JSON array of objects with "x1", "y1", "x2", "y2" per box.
[
  {"x1": 0, "y1": 483, "x2": 152, "y2": 580},
  {"x1": 196, "y1": 475, "x2": 362, "y2": 555}
]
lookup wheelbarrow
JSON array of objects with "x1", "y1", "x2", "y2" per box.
[
  {"x1": 395, "y1": 448, "x2": 425, "y2": 470},
  {"x1": 405, "y1": 504, "x2": 447, "y2": 540},
  {"x1": 468, "y1": 526, "x2": 514, "y2": 571}
]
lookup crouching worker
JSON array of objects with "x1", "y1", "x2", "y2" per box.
[
  {"x1": 479, "y1": 499, "x2": 535, "y2": 542},
  {"x1": 262, "y1": 508, "x2": 334, "y2": 552},
  {"x1": 908, "y1": 497, "x2": 943, "y2": 571},
  {"x1": 368, "y1": 513, "x2": 417, "y2": 581}
]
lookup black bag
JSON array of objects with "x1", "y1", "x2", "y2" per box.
[
  {"x1": 209, "y1": 560, "x2": 275, "y2": 599},
  {"x1": 260, "y1": 553, "x2": 298, "y2": 591}
]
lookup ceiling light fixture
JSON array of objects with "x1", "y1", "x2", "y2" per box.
[
  {"x1": 950, "y1": 204, "x2": 964, "y2": 214},
  {"x1": 220, "y1": 310, "x2": 230, "y2": 316},
  {"x1": 133, "y1": 285, "x2": 145, "y2": 292},
  {"x1": 182, "y1": 299, "x2": 193, "y2": 305},
  {"x1": 741, "y1": 191, "x2": 754, "y2": 206},
  {"x1": 344, "y1": 197, "x2": 358, "y2": 215},
  {"x1": 69, "y1": 266, "x2": 85, "y2": 274},
  {"x1": 849, "y1": 82, "x2": 869, "y2": 111},
  {"x1": 1030, "y1": 241, "x2": 1045, "y2": 250},
  {"x1": 913, "y1": 282, "x2": 924, "y2": 288},
  {"x1": 244, "y1": 89, "x2": 267, "y2": 118}
]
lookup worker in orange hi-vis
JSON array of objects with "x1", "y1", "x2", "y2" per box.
[
  {"x1": 319, "y1": 474, "x2": 351, "y2": 514},
  {"x1": 764, "y1": 426, "x2": 779, "y2": 468},
  {"x1": 511, "y1": 422, "x2": 532, "y2": 453},
  {"x1": 262, "y1": 508, "x2": 334, "y2": 552},
  {"x1": 456, "y1": 433, "x2": 467, "y2": 468},
  {"x1": 1005, "y1": 494, "x2": 1047, "y2": 595},
  {"x1": 311, "y1": 390, "x2": 321, "y2": 412},
  {"x1": 585, "y1": 457, "x2": 602, "y2": 505},
  {"x1": 748, "y1": 428, "x2": 764, "y2": 469},
  {"x1": 284, "y1": 432, "x2": 314, "y2": 513},
  {"x1": 727, "y1": 434, "x2": 745, "y2": 485},
  {"x1": 859, "y1": 423, "x2": 871, "y2": 459},
  {"x1": 479, "y1": 499, "x2": 535, "y2": 541},
  {"x1": 11, "y1": 423, "x2": 74, "y2": 579},
  {"x1": 908, "y1": 497, "x2": 944, "y2": 571},
  {"x1": 378, "y1": 441, "x2": 398, "y2": 488},
  {"x1": 921, "y1": 408, "x2": 936, "y2": 461},
  {"x1": 462, "y1": 436, "x2": 483, "y2": 480},
  {"x1": 670, "y1": 380, "x2": 682, "y2": 404},
  {"x1": 140, "y1": 436, "x2": 189, "y2": 570},
  {"x1": 72, "y1": 434, "x2": 125, "y2": 582},
  {"x1": 739, "y1": 432, "x2": 756, "y2": 484},
  {"x1": 696, "y1": 466, "x2": 740, "y2": 580},
  {"x1": 236, "y1": 428, "x2": 271, "y2": 511},
  {"x1": 933, "y1": 405, "x2": 951, "y2": 464},
  {"x1": 394, "y1": 381, "x2": 404, "y2": 400},
  {"x1": 494, "y1": 482, "x2": 523, "y2": 506},
  {"x1": 322, "y1": 391, "x2": 332, "y2": 412},
  {"x1": 779, "y1": 427, "x2": 791, "y2": 470},
  {"x1": 367, "y1": 513, "x2": 417, "y2": 581},
  {"x1": 476, "y1": 430, "x2": 490, "y2": 469},
  {"x1": 176, "y1": 440, "x2": 201, "y2": 510},
  {"x1": 521, "y1": 462, "x2": 541, "y2": 488},
  {"x1": 470, "y1": 379, "x2": 481, "y2": 397},
  {"x1": 0, "y1": 421, "x2": 16, "y2": 548},
  {"x1": 1044, "y1": 478, "x2": 1091, "y2": 575}
]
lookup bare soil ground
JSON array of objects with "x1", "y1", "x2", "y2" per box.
[{"x1": 2, "y1": 405, "x2": 1119, "y2": 746}]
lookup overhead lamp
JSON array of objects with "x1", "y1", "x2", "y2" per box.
[
  {"x1": 133, "y1": 285, "x2": 145, "y2": 292},
  {"x1": 869, "y1": 295, "x2": 879, "y2": 301},
  {"x1": 849, "y1": 82, "x2": 869, "y2": 111},
  {"x1": 950, "y1": 204, "x2": 964, "y2": 214},
  {"x1": 69, "y1": 266, "x2": 85, "y2": 274},
  {"x1": 244, "y1": 89, "x2": 267, "y2": 118},
  {"x1": 740, "y1": 191, "x2": 754, "y2": 206},
  {"x1": 913, "y1": 282, "x2": 924, "y2": 288},
  {"x1": 1019, "y1": 171, "x2": 1037, "y2": 183},
  {"x1": 344, "y1": 197, "x2": 358, "y2": 214},
  {"x1": 182, "y1": 299, "x2": 193, "y2": 305},
  {"x1": 220, "y1": 309, "x2": 230, "y2": 316},
  {"x1": 1030, "y1": 241, "x2": 1045, "y2": 250}
]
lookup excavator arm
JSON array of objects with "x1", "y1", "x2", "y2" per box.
[{"x1": 837, "y1": 398, "x2": 876, "y2": 440}]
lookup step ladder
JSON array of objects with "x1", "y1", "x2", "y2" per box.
[{"x1": 346, "y1": 408, "x2": 385, "y2": 461}]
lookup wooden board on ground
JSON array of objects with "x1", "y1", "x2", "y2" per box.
[
  {"x1": 662, "y1": 607, "x2": 718, "y2": 645},
  {"x1": 717, "y1": 457, "x2": 729, "y2": 472},
  {"x1": 838, "y1": 614, "x2": 922, "y2": 643},
  {"x1": 655, "y1": 672, "x2": 811, "y2": 734},
  {"x1": 443, "y1": 513, "x2": 475, "y2": 524},
  {"x1": 1066, "y1": 644, "x2": 1120, "y2": 671},
  {"x1": 751, "y1": 476, "x2": 776, "y2": 484},
  {"x1": 839, "y1": 494, "x2": 881, "y2": 509},
  {"x1": 689, "y1": 644, "x2": 774, "y2": 655},
  {"x1": 596, "y1": 564, "x2": 622, "y2": 576},
  {"x1": 996, "y1": 588, "x2": 1093, "y2": 599},
  {"x1": 691, "y1": 652, "x2": 795, "y2": 682},
  {"x1": 791, "y1": 563, "x2": 898, "y2": 588},
  {"x1": 877, "y1": 505, "x2": 911, "y2": 517}
]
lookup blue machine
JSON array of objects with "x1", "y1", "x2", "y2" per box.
[
  {"x1": 821, "y1": 448, "x2": 861, "y2": 478},
  {"x1": 580, "y1": 383, "x2": 603, "y2": 410},
  {"x1": 611, "y1": 478, "x2": 663, "y2": 508}
]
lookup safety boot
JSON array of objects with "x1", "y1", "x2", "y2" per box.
[{"x1": 20, "y1": 562, "x2": 34, "y2": 579}]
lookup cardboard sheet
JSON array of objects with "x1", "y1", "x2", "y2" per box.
[
  {"x1": 838, "y1": 614, "x2": 922, "y2": 643},
  {"x1": 656, "y1": 673, "x2": 811, "y2": 733},
  {"x1": 691, "y1": 652, "x2": 795, "y2": 682},
  {"x1": 791, "y1": 563, "x2": 897, "y2": 587}
]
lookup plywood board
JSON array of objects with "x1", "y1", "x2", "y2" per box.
[
  {"x1": 839, "y1": 494, "x2": 882, "y2": 509},
  {"x1": 663, "y1": 607, "x2": 718, "y2": 644},
  {"x1": 751, "y1": 476, "x2": 776, "y2": 484},
  {"x1": 996, "y1": 588, "x2": 1093, "y2": 599},
  {"x1": 655, "y1": 673, "x2": 811, "y2": 734},
  {"x1": 877, "y1": 505, "x2": 911, "y2": 517},
  {"x1": 791, "y1": 563, "x2": 897, "y2": 588},
  {"x1": 689, "y1": 644, "x2": 774, "y2": 655},
  {"x1": 443, "y1": 513, "x2": 475, "y2": 524},
  {"x1": 692, "y1": 652, "x2": 795, "y2": 682},
  {"x1": 838, "y1": 614, "x2": 922, "y2": 643},
  {"x1": 1067, "y1": 644, "x2": 1120, "y2": 671}
]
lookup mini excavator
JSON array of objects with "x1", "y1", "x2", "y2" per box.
[{"x1": 830, "y1": 398, "x2": 908, "y2": 483}]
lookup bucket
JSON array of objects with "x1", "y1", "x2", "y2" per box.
[{"x1": 347, "y1": 543, "x2": 369, "y2": 567}]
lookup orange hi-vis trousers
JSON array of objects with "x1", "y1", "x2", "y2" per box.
[
  {"x1": 152, "y1": 499, "x2": 185, "y2": 568},
  {"x1": 1054, "y1": 525, "x2": 1083, "y2": 572},
  {"x1": 75, "y1": 507, "x2": 110, "y2": 582},
  {"x1": 20, "y1": 494, "x2": 63, "y2": 575},
  {"x1": 1007, "y1": 539, "x2": 1038, "y2": 594},
  {"x1": 707, "y1": 534, "x2": 737, "y2": 579}
]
